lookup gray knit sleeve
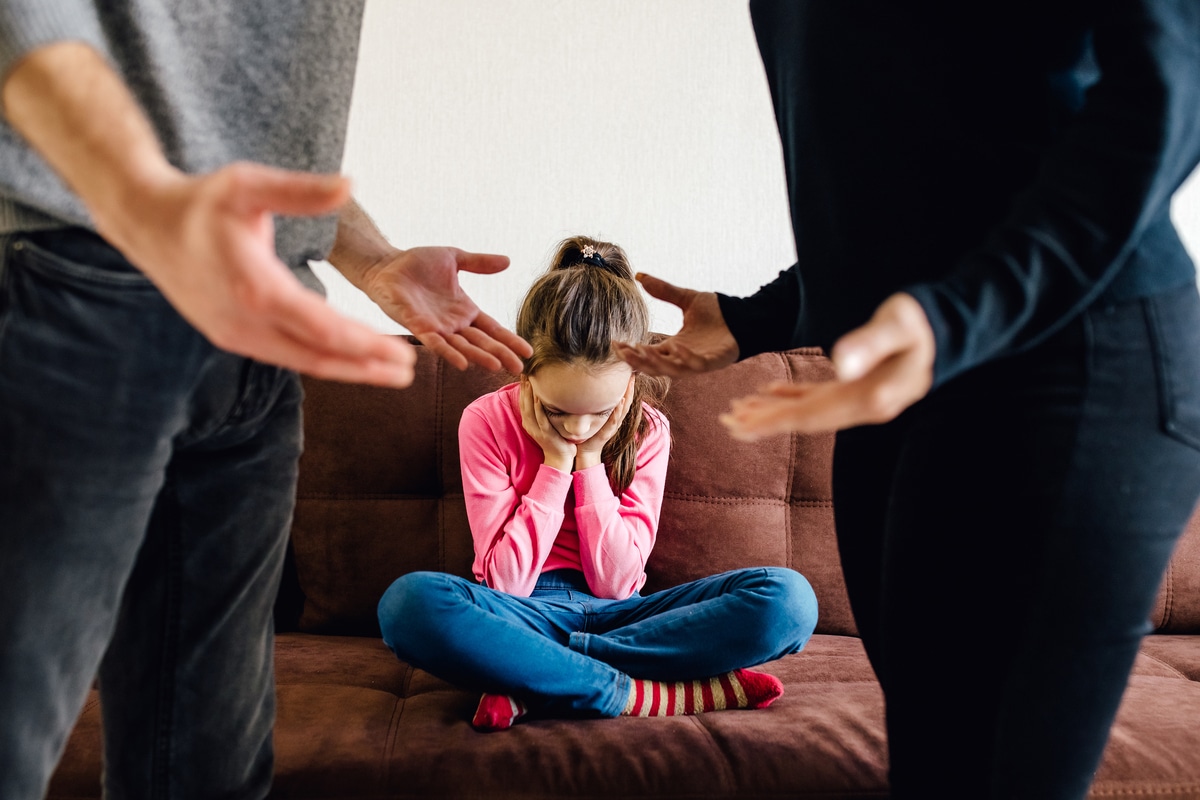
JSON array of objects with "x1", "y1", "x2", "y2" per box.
[{"x1": 0, "y1": 1, "x2": 107, "y2": 83}]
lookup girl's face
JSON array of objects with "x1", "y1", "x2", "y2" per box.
[{"x1": 526, "y1": 361, "x2": 634, "y2": 445}]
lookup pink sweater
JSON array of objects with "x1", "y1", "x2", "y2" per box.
[{"x1": 459, "y1": 382, "x2": 670, "y2": 600}]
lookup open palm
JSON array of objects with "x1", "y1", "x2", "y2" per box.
[{"x1": 362, "y1": 246, "x2": 531, "y2": 373}]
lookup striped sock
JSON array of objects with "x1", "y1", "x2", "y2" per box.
[
  {"x1": 471, "y1": 694, "x2": 528, "y2": 732},
  {"x1": 621, "y1": 669, "x2": 783, "y2": 717}
]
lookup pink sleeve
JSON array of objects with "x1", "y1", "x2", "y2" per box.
[
  {"x1": 459, "y1": 404, "x2": 571, "y2": 597},
  {"x1": 572, "y1": 408, "x2": 670, "y2": 600}
]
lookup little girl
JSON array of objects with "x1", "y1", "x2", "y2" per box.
[{"x1": 377, "y1": 236, "x2": 818, "y2": 731}]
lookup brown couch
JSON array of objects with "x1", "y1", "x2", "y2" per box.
[{"x1": 50, "y1": 342, "x2": 1200, "y2": 799}]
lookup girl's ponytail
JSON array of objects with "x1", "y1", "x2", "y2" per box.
[
  {"x1": 548, "y1": 237, "x2": 634, "y2": 280},
  {"x1": 517, "y1": 236, "x2": 669, "y2": 493}
]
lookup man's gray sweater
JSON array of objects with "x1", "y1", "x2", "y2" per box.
[{"x1": 0, "y1": 0, "x2": 366, "y2": 274}]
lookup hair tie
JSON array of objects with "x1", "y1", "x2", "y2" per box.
[{"x1": 580, "y1": 243, "x2": 607, "y2": 268}]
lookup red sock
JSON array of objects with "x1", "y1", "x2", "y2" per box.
[
  {"x1": 621, "y1": 669, "x2": 783, "y2": 717},
  {"x1": 471, "y1": 694, "x2": 528, "y2": 732}
]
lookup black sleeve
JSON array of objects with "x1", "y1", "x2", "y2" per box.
[
  {"x1": 716, "y1": 264, "x2": 807, "y2": 360},
  {"x1": 906, "y1": 0, "x2": 1200, "y2": 386}
]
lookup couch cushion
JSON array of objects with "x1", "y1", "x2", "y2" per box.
[
  {"x1": 281, "y1": 633, "x2": 896, "y2": 799},
  {"x1": 49, "y1": 632, "x2": 1200, "y2": 800},
  {"x1": 285, "y1": 339, "x2": 1200, "y2": 640},
  {"x1": 1151, "y1": 508, "x2": 1200, "y2": 634}
]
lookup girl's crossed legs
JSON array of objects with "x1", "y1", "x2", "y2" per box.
[{"x1": 377, "y1": 566, "x2": 817, "y2": 720}]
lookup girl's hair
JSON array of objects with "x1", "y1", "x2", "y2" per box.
[{"x1": 516, "y1": 235, "x2": 669, "y2": 494}]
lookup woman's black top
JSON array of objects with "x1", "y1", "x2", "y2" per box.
[{"x1": 720, "y1": 0, "x2": 1200, "y2": 386}]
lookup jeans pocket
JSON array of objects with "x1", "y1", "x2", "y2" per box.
[
  {"x1": 14, "y1": 230, "x2": 156, "y2": 292},
  {"x1": 1147, "y1": 286, "x2": 1200, "y2": 452}
]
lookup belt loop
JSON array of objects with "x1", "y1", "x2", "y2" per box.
[{"x1": 0, "y1": 232, "x2": 16, "y2": 288}]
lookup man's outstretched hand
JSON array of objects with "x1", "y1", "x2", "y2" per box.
[
  {"x1": 3, "y1": 42, "x2": 417, "y2": 389},
  {"x1": 355, "y1": 246, "x2": 532, "y2": 374},
  {"x1": 108, "y1": 163, "x2": 419, "y2": 388},
  {"x1": 719, "y1": 293, "x2": 935, "y2": 438},
  {"x1": 613, "y1": 273, "x2": 739, "y2": 377}
]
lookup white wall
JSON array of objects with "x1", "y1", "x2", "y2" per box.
[
  {"x1": 315, "y1": 0, "x2": 793, "y2": 335},
  {"x1": 316, "y1": 0, "x2": 1200, "y2": 335}
]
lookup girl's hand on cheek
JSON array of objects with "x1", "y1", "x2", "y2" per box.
[
  {"x1": 576, "y1": 376, "x2": 636, "y2": 469},
  {"x1": 519, "y1": 379, "x2": 576, "y2": 472}
]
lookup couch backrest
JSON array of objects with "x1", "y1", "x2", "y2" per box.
[{"x1": 279, "y1": 340, "x2": 1200, "y2": 638}]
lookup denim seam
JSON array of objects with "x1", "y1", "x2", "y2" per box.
[
  {"x1": 176, "y1": 363, "x2": 295, "y2": 450},
  {"x1": 152, "y1": 479, "x2": 185, "y2": 799},
  {"x1": 14, "y1": 236, "x2": 155, "y2": 289},
  {"x1": 1015, "y1": 310, "x2": 1094, "y2": 661},
  {"x1": 1145, "y1": 294, "x2": 1200, "y2": 452},
  {"x1": 608, "y1": 672, "x2": 631, "y2": 718},
  {"x1": 0, "y1": 235, "x2": 13, "y2": 355}
]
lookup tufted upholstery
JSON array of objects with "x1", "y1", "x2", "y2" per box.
[{"x1": 49, "y1": 341, "x2": 1200, "y2": 799}]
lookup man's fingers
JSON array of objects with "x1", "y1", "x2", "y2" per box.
[
  {"x1": 460, "y1": 326, "x2": 528, "y2": 373},
  {"x1": 415, "y1": 328, "x2": 505, "y2": 372},
  {"x1": 634, "y1": 273, "x2": 693, "y2": 308},
  {"x1": 454, "y1": 251, "x2": 511, "y2": 275},
  {"x1": 297, "y1": 349, "x2": 416, "y2": 387},
  {"x1": 414, "y1": 331, "x2": 470, "y2": 371},
  {"x1": 408, "y1": 318, "x2": 529, "y2": 374},
  {"x1": 231, "y1": 316, "x2": 415, "y2": 388},
  {"x1": 465, "y1": 312, "x2": 532, "y2": 370},
  {"x1": 443, "y1": 330, "x2": 502, "y2": 372},
  {"x1": 471, "y1": 311, "x2": 533, "y2": 357},
  {"x1": 272, "y1": 281, "x2": 411, "y2": 364},
  {"x1": 255, "y1": 281, "x2": 416, "y2": 389},
  {"x1": 224, "y1": 162, "x2": 351, "y2": 218}
]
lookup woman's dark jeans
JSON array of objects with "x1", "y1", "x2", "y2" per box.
[
  {"x1": 833, "y1": 282, "x2": 1200, "y2": 799},
  {"x1": 0, "y1": 230, "x2": 303, "y2": 800}
]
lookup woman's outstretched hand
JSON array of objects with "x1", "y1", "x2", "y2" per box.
[
  {"x1": 519, "y1": 379, "x2": 577, "y2": 472},
  {"x1": 720, "y1": 293, "x2": 935, "y2": 438},
  {"x1": 613, "y1": 274, "x2": 739, "y2": 377}
]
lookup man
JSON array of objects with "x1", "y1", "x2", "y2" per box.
[{"x1": 0, "y1": 4, "x2": 529, "y2": 797}]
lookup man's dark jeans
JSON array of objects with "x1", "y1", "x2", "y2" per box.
[{"x1": 0, "y1": 229, "x2": 302, "y2": 799}]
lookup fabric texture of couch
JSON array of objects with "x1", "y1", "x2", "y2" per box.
[{"x1": 49, "y1": 342, "x2": 1200, "y2": 798}]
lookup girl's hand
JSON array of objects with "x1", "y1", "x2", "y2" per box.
[
  {"x1": 575, "y1": 376, "x2": 636, "y2": 470},
  {"x1": 519, "y1": 379, "x2": 576, "y2": 472}
]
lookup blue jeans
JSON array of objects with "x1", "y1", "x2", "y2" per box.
[
  {"x1": 0, "y1": 229, "x2": 303, "y2": 800},
  {"x1": 378, "y1": 566, "x2": 817, "y2": 718},
  {"x1": 832, "y1": 283, "x2": 1200, "y2": 799}
]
